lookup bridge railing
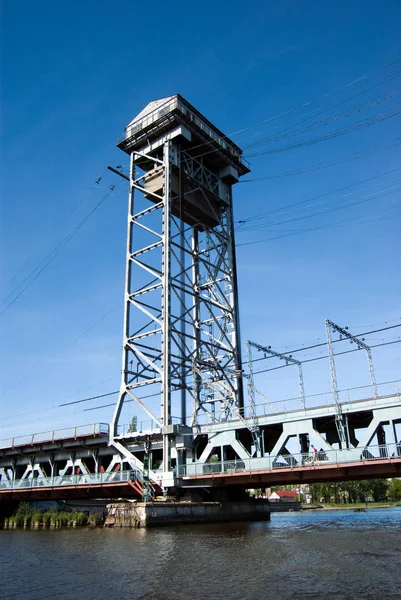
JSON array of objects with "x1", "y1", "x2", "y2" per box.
[
  {"x1": 0, "y1": 469, "x2": 139, "y2": 491},
  {"x1": 244, "y1": 380, "x2": 401, "y2": 420},
  {"x1": 116, "y1": 420, "x2": 160, "y2": 436},
  {"x1": 177, "y1": 442, "x2": 401, "y2": 477},
  {"x1": 0, "y1": 423, "x2": 109, "y2": 450},
  {"x1": 116, "y1": 380, "x2": 401, "y2": 433}
]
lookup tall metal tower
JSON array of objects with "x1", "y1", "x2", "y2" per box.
[{"x1": 110, "y1": 96, "x2": 250, "y2": 480}]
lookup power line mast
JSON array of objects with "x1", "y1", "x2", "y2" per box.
[
  {"x1": 325, "y1": 319, "x2": 378, "y2": 396},
  {"x1": 325, "y1": 319, "x2": 378, "y2": 448},
  {"x1": 247, "y1": 340, "x2": 306, "y2": 410},
  {"x1": 109, "y1": 96, "x2": 250, "y2": 487},
  {"x1": 245, "y1": 342, "x2": 263, "y2": 456}
]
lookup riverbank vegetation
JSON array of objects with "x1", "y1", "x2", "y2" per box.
[
  {"x1": 265, "y1": 478, "x2": 401, "y2": 507},
  {"x1": 307, "y1": 478, "x2": 401, "y2": 505},
  {"x1": 4, "y1": 502, "x2": 104, "y2": 528}
]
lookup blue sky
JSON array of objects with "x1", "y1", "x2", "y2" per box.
[{"x1": 1, "y1": 0, "x2": 400, "y2": 437}]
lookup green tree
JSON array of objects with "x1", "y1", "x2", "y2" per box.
[
  {"x1": 338, "y1": 481, "x2": 357, "y2": 503},
  {"x1": 128, "y1": 416, "x2": 138, "y2": 433},
  {"x1": 310, "y1": 483, "x2": 324, "y2": 503},
  {"x1": 387, "y1": 479, "x2": 401, "y2": 501},
  {"x1": 368, "y1": 478, "x2": 389, "y2": 502},
  {"x1": 354, "y1": 480, "x2": 371, "y2": 502}
]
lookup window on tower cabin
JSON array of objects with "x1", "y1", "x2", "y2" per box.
[{"x1": 158, "y1": 106, "x2": 169, "y2": 119}]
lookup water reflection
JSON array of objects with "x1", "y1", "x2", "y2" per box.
[{"x1": 1, "y1": 508, "x2": 400, "y2": 600}]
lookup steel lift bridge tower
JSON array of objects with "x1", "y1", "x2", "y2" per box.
[{"x1": 110, "y1": 95, "x2": 250, "y2": 488}]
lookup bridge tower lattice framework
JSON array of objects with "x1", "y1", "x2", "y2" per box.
[{"x1": 109, "y1": 95, "x2": 250, "y2": 486}]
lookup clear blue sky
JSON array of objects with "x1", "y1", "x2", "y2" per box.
[{"x1": 1, "y1": 0, "x2": 400, "y2": 437}]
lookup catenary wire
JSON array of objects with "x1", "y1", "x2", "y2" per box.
[
  {"x1": 239, "y1": 138, "x2": 401, "y2": 183},
  {"x1": 2, "y1": 325, "x2": 399, "y2": 423},
  {"x1": 183, "y1": 55, "x2": 401, "y2": 156},
  {"x1": 0, "y1": 181, "x2": 122, "y2": 317},
  {"x1": 236, "y1": 166, "x2": 401, "y2": 224}
]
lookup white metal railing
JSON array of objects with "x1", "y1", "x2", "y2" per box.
[
  {"x1": 117, "y1": 96, "x2": 250, "y2": 168},
  {"x1": 243, "y1": 379, "x2": 401, "y2": 420},
  {"x1": 1, "y1": 383, "x2": 399, "y2": 451},
  {"x1": 176, "y1": 442, "x2": 401, "y2": 478},
  {"x1": 0, "y1": 469, "x2": 140, "y2": 491},
  {"x1": 0, "y1": 423, "x2": 109, "y2": 450},
  {"x1": 116, "y1": 381, "x2": 401, "y2": 435},
  {"x1": 175, "y1": 380, "x2": 401, "y2": 427},
  {"x1": 117, "y1": 420, "x2": 160, "y2": 436}
]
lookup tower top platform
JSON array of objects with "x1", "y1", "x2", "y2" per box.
[{"x1": 117, "y1": 94, "x2": 250, "y2": 176}]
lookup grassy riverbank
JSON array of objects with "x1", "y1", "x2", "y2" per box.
[{"x1": 4, "y1": 502, "x2": 103, "y2": 528}]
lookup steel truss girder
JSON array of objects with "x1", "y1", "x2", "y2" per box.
[{"x1": 111, "y1": 141, "x2": 244, "y2": 480}]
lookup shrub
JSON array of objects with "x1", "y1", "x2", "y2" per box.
[
  {"x1": 31, "y1": 511, "x2": 43, "y2": 524},
  {"x1": 74, "y1": 512, "x2": 87, "y2": 526},
  {"x1": 58, "y1": 511, "x2": 70, "y2": 526},
  {"x1": 42, "y1": 512, "x2": 51, "y2": 526},
  {"x1": 88, "y1": 512, "x2": 103, "y2": 526}
]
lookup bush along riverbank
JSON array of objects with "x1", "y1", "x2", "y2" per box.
[{"x1": 3, "y1": 502, "x2": 104, "y2": 529}]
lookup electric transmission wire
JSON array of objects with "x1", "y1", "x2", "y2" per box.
[
  {"x1": 1, "y1": 182, "x2": 118, "y2": 306},
  {"x1": 69, "y1": 339, "x2": 401, "y2": 413},
  {"x1": 0, "y1": 181, "x2": 121, "y2": 318},
  {"x1": 237, "y1": 185, "x2": 401, "y2": 232},
  {"x1": 239, "y1": 138, "x2": 401, "y2": 182},
  {"x1": 236, "y1": 166, "x2": 401, "y2": 224},
  {"x1": 236, "y1": 189, "x2": 401, "y2": 246},
  {"x1": 243, "y1": 82, "x2": 401, "y2": 151},
  {"x1": 252, "y1": 339, "x2": 401, "y2": 377},
  {"x1": 2, "y1": 325, "x2": 399, "y2": 425},
  {"x1": 245, "y1": 106, "x2": 401, "y2": 158},
  {"x1": 249, "y1": 324, "x2": 401, "y2": 367},
  {"x1": 0, "y1": 308, "x2": 116, "y2": 398},
  {"x1": 349, "y1": 317, "x2": 401, "y2": 328},
  {"x1": 185, "y1": 55, "x2": 401, "y2": 156}
]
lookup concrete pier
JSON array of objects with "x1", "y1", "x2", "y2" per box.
[{"x1": 105, "y1": 501, "x2": 271, "y2": 528}]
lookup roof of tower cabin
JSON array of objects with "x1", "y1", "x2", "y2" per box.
[
  {"x1": 127, "y1": 96, "x2": 174, "y2": 126},
  {"x1": 125, "y1": 94, "x2": 244, "y2": 154}
]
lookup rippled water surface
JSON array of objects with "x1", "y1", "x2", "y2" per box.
[{"x1": 1, "y1": 507, "x2": 401, "y2": 600}]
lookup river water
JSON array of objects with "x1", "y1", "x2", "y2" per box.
[{"x1": 1, "y1": 507, "x2": 400, "y2": 600}]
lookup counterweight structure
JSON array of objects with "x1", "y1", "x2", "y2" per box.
[{"x1": 110, "y1": 96, "x2": 250, "y2": 481}]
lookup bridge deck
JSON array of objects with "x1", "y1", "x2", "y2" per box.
[
  {"x1": 178, "y1": 443, "x2": 401, "y2": 487},
  {"x1": 180, "y1": 457, "x2": 401, "y2": 488},
  {"x1": 0, "y1": 470, "x2": 143, "y2": 501}
]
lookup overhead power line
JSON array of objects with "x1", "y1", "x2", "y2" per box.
[
  {"x1": 249, "y1": 324, "x2": 401, "y2": 367},
  {"x1": 239, "y1": 138, "x2": 401, "y2": 183},
  {"x1": 0, "y1": 181, "x2": 121, "y2": 318},
  {"x1": 0, "y1": 308, "x2": 116, "y2": 398},
  {"x1": 243, "y1": 83, "x2": 401, "y2": 151},
  {"x1": 252, "y1": 339, "x2": 401, "y2": 377},
  {"x1": 245, "y1": 106, "x2": 401, "y2": 158},
  {"x1": 2, "y1": 324, "x2": 399, "y2": 423},
  {"x1": 237, "y1": 166, "x2": 401, "y2": 224},
  {"x1": 186, "y1": 55, "x2": 401, "y2": 157},
  {"x1": 237, "y1": 185, "x2": 401, "y2": 232},
  {"x1": 236, "y1": 193, "x2": 401, "y2": 247}
]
